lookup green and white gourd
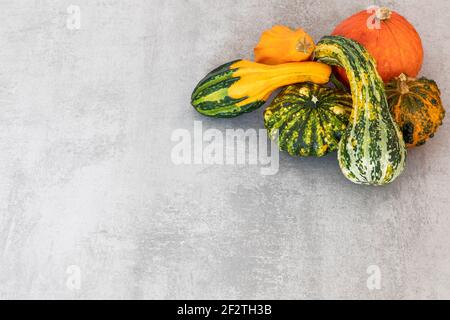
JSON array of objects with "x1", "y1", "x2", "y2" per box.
[{"x1": 315, "y1": 36, "x2": 407, "y2": 185}]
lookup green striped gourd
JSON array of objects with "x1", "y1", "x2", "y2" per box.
[
  {"x1": 264, "y1": 83, "x2": 352, "y2": 157},
  {"x1": 315, "y1": 36, "x2": 406, "y2": 185},
  {"x1": 191, "y1": 60, "x2": 331, "y2": 118}
]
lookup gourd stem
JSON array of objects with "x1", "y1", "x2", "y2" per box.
[
  {"x1": 398, "y1": 73, "x2": 410, "y2": 94},
  {"x1": 296, "y1": 36, "x2": 313, "y2": 54},
  {"x1": 376, "y1": 7, "x2": 392, "y2": 20}
]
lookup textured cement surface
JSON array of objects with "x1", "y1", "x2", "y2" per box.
[{"x1": 0, "y1": 0, "x2": 449, "y2": 300}]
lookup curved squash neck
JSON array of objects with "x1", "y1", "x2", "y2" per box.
[{"x1": 228, "y1": 61, "x2": 331, "y2": 106}]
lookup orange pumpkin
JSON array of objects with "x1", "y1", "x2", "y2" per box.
[
  {"x1": 332, "y1": 7, "x2": 423, "y2": 84},
  {"x1": 254, "y1": 25, "x2": 315, "y2": 65}
]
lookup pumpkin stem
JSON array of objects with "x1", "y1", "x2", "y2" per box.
[
  {"x1": 375, "y1": 7, "x2": 392, "y2": 20},
  {"x1": 398, "y1": 73, "x2": 410, "y2": 94}
]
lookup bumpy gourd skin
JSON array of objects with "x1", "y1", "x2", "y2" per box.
[
  {"x1": 315, "y1": 36, "x2": 407, "y2": 185},
  {"x1": 386, "y1": 75, "x2": 446, "y2": 148},
  {"x1": 191, "y1": 60, "x2": 331, "y2": 118},
  {"x1": 264, "y1": 83, "x2": 352, "y2": 157}
]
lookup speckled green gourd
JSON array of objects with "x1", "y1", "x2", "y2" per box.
[
  {"x1": 264, "y1": 83, "x2": 352, "y2": 157},
  {"x1": 386, "y1": 74, "x2": 446, "y2": 147},
  {"x1": 315, "y1": 36, "x2": 407, "y2": 185}
]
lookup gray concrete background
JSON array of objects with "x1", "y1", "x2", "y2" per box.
[{"x1": 0, "y1": 0, "x2": 449, "y2": 299}]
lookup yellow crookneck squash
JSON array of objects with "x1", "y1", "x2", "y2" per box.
[
  {"x1": 254, "y1": 25, "x2": 315, "y2": 65},
  {"x1": 191, "y1": 60, "x2": 331, "y2": 118}
]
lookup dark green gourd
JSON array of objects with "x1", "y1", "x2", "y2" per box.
[{"x1": 264, "y1": 83, "x2": 352, "y2": 157}]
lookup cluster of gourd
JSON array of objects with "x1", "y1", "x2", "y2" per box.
[{"x1": 191, "y1": 8, "x2": 445, "y2": 186}]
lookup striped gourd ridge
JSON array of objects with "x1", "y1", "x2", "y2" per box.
[
  {"x1": 386, "y1": 74, "x2": 446, "y2": 147},
  {"x1": 191, "y1": 60, "x2": 331, "y2": 118},
  {"x1": 315, "y1": 36, "x2": 406, "y2": 185},
  {"x1": 264, "y1": 83, "x2": 352, "y2": 157}
]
